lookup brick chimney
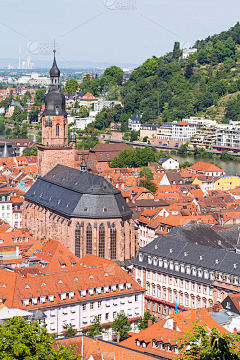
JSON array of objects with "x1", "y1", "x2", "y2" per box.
[{"x1": 173, "y1": 320, "x2": 177, "y2": 331}]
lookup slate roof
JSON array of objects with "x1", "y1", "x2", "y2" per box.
[
  {"x1": 166, "y1": 223, "x2": 234, "y2": 250},
  {"x1": 24, "y1": 165, "x2": 132, "y2": 219},
  {"x1": 132, "y1": 224, "x2": 240, "y2": 277}
]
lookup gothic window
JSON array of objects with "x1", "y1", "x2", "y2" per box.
[
  {"x1": 75, "y1": 222, "x2": 81, "y2": 258},
  {"x1": 56, "y1": 124, "x2": 59, "y2": 136},
  {"x1": 110, "y1": 223, "x2": 117, "y2": 260},
  {"x1": 86, "y1": 223, "x2": 92, "y2": 254},
  {"x1": 64, "y1": 123, "x2": 66, "y2": 138},
  {"x1": 99, "y1": 224, "x2": 105, "y2": 258}
]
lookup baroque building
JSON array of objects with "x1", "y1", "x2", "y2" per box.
[{"x1": 23, "y1": 53, "x2": 137, "y2": 263}]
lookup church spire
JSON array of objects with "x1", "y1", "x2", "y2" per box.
[{"x1": 80, "y1": 150, "x2": 87, "y2": 172}]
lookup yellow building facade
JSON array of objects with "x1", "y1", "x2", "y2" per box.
[{"x1": 214, "y1": 176, "x2": 240, "y2": 191}]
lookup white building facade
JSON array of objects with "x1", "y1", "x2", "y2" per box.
[{"x1": 171, "y1": 122, "x2": 197, "y2": 142}]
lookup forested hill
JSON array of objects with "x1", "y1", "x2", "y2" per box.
[
  {"x1": 120, "y1": 22, "x2": 240, "y2": 123},
  {"x1": 77, "y1": 22, "x2": 240, "y2": 130}
]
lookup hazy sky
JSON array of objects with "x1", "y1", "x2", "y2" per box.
[{"x1": 2, "y1": 0, "x2": 240, "y2": 66}]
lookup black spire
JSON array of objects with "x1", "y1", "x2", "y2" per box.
[
  {"x1": 42, "y1": 49, "x2": 67, "y2": 117},
  {"x1": 80, "y1": 150, "x2": 87, "y2": 172},
  {"x1": 50, "y1": 50, "x2": 60, "y2": 78}
]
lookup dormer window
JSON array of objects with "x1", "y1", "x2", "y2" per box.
[
  {"x1": 88, "y1": 288, "x2": 94, "y2": 296},
  {"x1": 118, "y1": 284, "x2": 124, "y2": 291},
  {"x1": 192, "y1": 267, "x2": 196, "y2": 276},
  {"x1": 126, "y1": 282, "x2": 131, "y2": 290},
  {"x1": 148, "y1": 256, "x2": 152, "y2": 264},
  {"x1": 198, "y1": 269, "x2": 202, "y2": 277},
  {"x1": 164, "y1": 260, "x2": 168, "y2": 269},
  {"x1": 142, "y1": 342, "x2": 146, "y2": 348},
  {"x1": 96, "y1": 287, "x2": 101, "y2": 294},
  {"x1": 69, "y1": 291, "x2": 74, "y2": 299},
  {"x1": 139, "y1": 253, "x2": 143, "y2": 262},
  {"x1": 136, "y1": 340, "x2": 140, "y2": 347},
  {"x1": 170, "y1": 261, "x2": 174, "y2": 270},
  {"x1": 23, "y1": 299, "x2": 29, "y2": 306},
  {"x1": 111, "y1": 285, "x2": 116, "y2": 292},
  {"x1": 0, "y1": 239, "x2": 3, "y2": 244},
  {"x1": 48, "y1": 295, "x2": 54, "y2": 302},
  {"x1": 104, "y1": 286, "x2": 109, "y2": 293},
  {"x1": 81, "y1": 290, "x2": 86, "y2": 297},
  {"x1": 40, "y1": 296, "x2": 46, "y2": 304},
  {"x1": 60, "y1": 293, "x2": 66, "y2": 300},
  {"x1": 181, "y1": 265, "x2": 185, "y2": 273},
  {"x1": 32, "y1": 297, "x2": 38, "y2": 305}
]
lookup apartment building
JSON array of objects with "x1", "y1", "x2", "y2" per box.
[
  {"x1": 216, "y1": 123, "x2": 240, "y2": 148},
  {"x1": 170, "y1": 122, "x2": 197, "y2": 142},
  {"x1": 156, "y1": 122, "x2": 173, "y2": 140},
  {"x1": 132, "y1": 223, "x2": 240, "y2": 319},
  {"x1": 0, "y1": 254, "x2": 145, "y2": 339}
]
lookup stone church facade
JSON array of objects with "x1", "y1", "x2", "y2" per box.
[{"x1": 23, "y1": 54, "x2": 138, "y2": 263}]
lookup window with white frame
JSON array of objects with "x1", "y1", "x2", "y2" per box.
[
  {"x1": 70, "y1": 306, "x2": 75, "y2": 313},
  {"x1": 96, "y1": 287, "x2": 101, "y2": 294},
  {"x1": 62, "y1": 308, "x2": 68, "y2": 315},
  {"x1": 50, "y1": 323, "x2": 55, "y2": 330},
  {"x1": 60, "y1": 293, "x2": 66, "y2": 300},
  {"x1": 139, "y1": 253, "x2": 143, "y2": 262},
  {"x1": 40, "y1": 296, "x2": 46, "y2": 304},
  {"x1": 106, "y1": 300, "x2": 110, "y2": 307},
  {"x1": 128, "y1": 296, "x2": 132, "y2": 303},
  {"x1": 158, "y1": 288, "x2": 161, "y2": 297},
  {"x1": 32, "y1": 297, "x2": 38, "y2": 305},
  {"x1": 148, "y1": 256, "x2": 152, "y2": 264},
  {"x1": 69, "y1": 291, "x2": 74, "y2": 299},
  {"x1": 81, "y1": 290, "x2": 86, "y2": 297},
  {"x1": 48, "y1": 295, "x2": 54, "y2": 302}
]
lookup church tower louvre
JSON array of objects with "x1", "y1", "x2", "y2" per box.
[{"x1": 37, "y1": 51, "x2": 76, "y2": 177}]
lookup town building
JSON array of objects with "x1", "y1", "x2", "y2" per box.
[
  {"x1": 79, "y1": 92, "x2": 98, "y2": 108},
  {"x1": 74, "y1": 116, "x2": 95, "y2": 130},
  {"x1": 216, "y1": 120, "x2": 240, "y2": 148},
  {"x1": 214, "y1": 175, "x2": 240, "y2": 191},
  {"x1": 183, "y1": 116, "x2": 217, "y2": 127},
  {"x1": 139, "y1": 124, "x2": 159, "y2": 141},
  {"x1": 0, "y1": 253, "x2": 145, "y2": 338},
  {"x1": 159, "y1": 157, "x2": 179, "y2": 170},
  {"x1": 87, "y1": 143, "x2": 131, "y2": 169},
  {"x1": 132, "y1": 223, "x2": 240, "y2": 319},
  {"x1": 128, "y1": 113, "x2": 142, "y2": 131},
  {"x1": 94, "y1": 100, "x2": 122, "y2": 112},
  {"x1": 182, "y1": 48, "x2": 197, "y2": 59},
  {"x1": 156, "y1": 122, "x2": 173, "y2": 141},
  {"x1": 170, "y1": 122, "x2": 197, "y2": 142}
]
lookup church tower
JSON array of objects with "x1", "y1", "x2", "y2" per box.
[{"x1": 38, "y1": 51, "x2": 76, "y2": 176}]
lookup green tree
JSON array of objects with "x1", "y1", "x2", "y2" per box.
[
  {"x1": 103, "y1": 66, "x2": 124, "y2": 86},
  {"x1": 23, "y1": 145, "x2": 38, "y2": 156},
  {"x1": 88, "y1": 316, "x2": 105, "y2": 337},
  {"x1": 11, "y1": 105, "x2": 21, "y2": 122},
  {"x1": 177, "y1": 322, "x2": 240, "y2": 360},
  {"x1": 130, "y1": 130, "x2": 138, "y2": 141},
  {"x1": 29, "y1": 107, "x2": 39, "y2": 123},
  {"x1": 178, "y1": 144, "x2": 188, "y2": 155},
  {"x1": 139, "y1": 167, "x2": 154, "y2": 181},
  {"x1": 34, "y1": 89, "x2": 46, "y2": 105},
  {"x1": 111, "y1": 313, "x2": 131, "y2": 342},
  {"x1": 63, "y1": 323, "x2": 77, "y2": 338},
  {"x1": 0, "y1": 316, "x2": 80, "y2": 360},
  {"x1": 138, "y1": 311, "x2": 156, "y2": 330},
  {"x1": 65, "y1": 78, "x2": 79, "y2": 94},
  {"x1": 78, "y1": 106, "x2": 89, "y2": 117}
]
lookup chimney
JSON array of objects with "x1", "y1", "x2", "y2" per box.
[
  {"x1": 148, "y1": 320, "x2": 153, "y2": 328},
  {"x1": 234, "y1": 328, "x2": 238, "y2": 334},
  {"x1": 173, "y1": 320, "x2": 177, "y2": 331}
]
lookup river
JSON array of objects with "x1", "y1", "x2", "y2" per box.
[{"x1": 171, "y1": 154, "x2": 240, "y2": 175}]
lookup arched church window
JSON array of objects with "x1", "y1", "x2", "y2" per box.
[
  {"x1": 75, "y1": 222, "x2": 81, "y2": 258},
  {"x1": 99, "y1": 224, "x2": 105, "y2": 258},
  {"x1": 110, "y1": 223, "x2": 117, "y2": 260},
  {"x1": 56, "y1": 124, "x2": 59, "y2": 136},
  {"x1": 86, "y1": 223, "x2": 92, "y2": 254}
]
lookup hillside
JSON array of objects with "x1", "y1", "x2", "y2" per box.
[{"x1": 78, "y1": 22, "x2": 240, "y2": 130}]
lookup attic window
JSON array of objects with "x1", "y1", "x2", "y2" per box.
[
  {"x1": 33, "y1": 191, "x2": 36, "y2": 194},
  {"x1": 84, "y1": 207, "x2": 88, "y2": 212},
  {"x1": 25, "y1": 285, "x2": 30, "y2": 289},
  {"x1": 57, "y1": 200, "x2": 61, "y2": 205},
  {"x1": 215, "y1": 259, "x2": 219, "y2": 264},
  {"x1": 184, "y1": 252, "x2": 188, "y2": 257},
  {"x1": 49, "y1": 197, "x2": 52, "y2": 201},
  {"x1": 74, "y1": 278, "x2": 78, "y2": 281},
  {"x1": 41, "y1": 283, "x2": 46, "y2": 286},
  {"x1": 52, "y1": 174, "x2": 55, "y2": 177},
  {"x1": 89, "y1": 275, "x2": 94, "y2": 279},
  {"x1": 66, "y1": 203, "x2": 69, "y2": 208},
  {"x1": 39, "y1": 193, "x2": 42, "y2": 198},
  {"x1": 103, "y1": 208, "x2": 107, "y2": 212},
  {"x1": 58, "y1": 280, "x2": 63, "y2": 284},
  {"x1": 74, "y1": 182, "x2": 78, "y2": 185}
]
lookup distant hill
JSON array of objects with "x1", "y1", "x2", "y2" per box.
[
  {"x1": 0, "y1": 58, "x2": 139, "y2": 70},
  {"x1": 117, "y1": 22, "x2": 240, "y2": 123}
]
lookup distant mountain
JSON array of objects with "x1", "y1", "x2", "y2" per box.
[{"x1": 0, "y1": 58, "x2": 139, "y2": 70}]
